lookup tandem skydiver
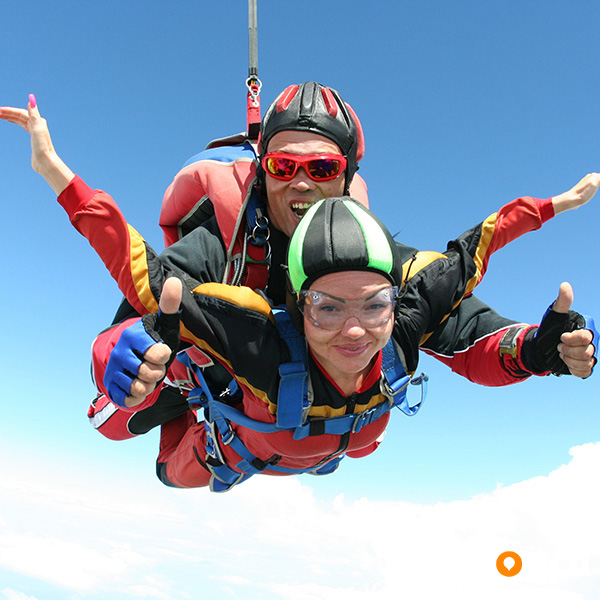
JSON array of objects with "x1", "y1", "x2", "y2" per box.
[{"x1": 0, "y1": 89, "x2": 596, "y2": 453}]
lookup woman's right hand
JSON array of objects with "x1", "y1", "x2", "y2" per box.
[{"x1": 104, "y1": 278, "x2": 183, "y2": 408}]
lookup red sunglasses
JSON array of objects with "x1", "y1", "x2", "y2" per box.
[{"x1": 262, "y1": 152, "x2": 347, "y2": 182}]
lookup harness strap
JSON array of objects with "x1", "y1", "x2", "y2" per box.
[
  {"x1": 203, "y1": 409, "x2": 344, "y2": 492},
  {"x1": 205, "y1": 452, "x2": 253, "y2": 493},
  {"x1": 291, "y1": 402, "x2": 394, "y2": 440},
  {"x1": 178, "y1": 353, "x2": 217, "y2": 407},
  {"x1": 273, "y1": 309, "x2": 309, "y2": 429},
  {"x1": 381, "y1": 339, "x2": 427, "y2": 416},
  {"x1": 223, "y1": 179, "x2": 270, "y2": 287},
  {"x1": 205, "y1": 449, "x2": 343, "y2": 493}
]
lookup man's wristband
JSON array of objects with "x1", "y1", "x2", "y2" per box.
[{"x1": 498, "y1": 325, "x2": 528, "y2": 359}]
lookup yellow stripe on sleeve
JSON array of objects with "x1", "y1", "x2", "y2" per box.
[
  {"x1": 127, "y1": 225, "x2": 159, "y2": 313},
  {"x1": 468, "y1": 212, "x2": 498, "y2": 295}
]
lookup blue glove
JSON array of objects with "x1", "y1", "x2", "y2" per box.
[{"x1": 103, "y1": 311, "x2": 181, "y2": 407}]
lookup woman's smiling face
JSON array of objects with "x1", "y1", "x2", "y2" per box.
[{"x1": 303, "y1": 271, "x2": 395, "y2": 395}]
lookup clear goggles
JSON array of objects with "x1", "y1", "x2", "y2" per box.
[{"x1": 297, "y1": 286, "x2": 399, "y2": 331}]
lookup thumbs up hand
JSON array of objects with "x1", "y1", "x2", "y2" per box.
[
  {"x1": 104, "y1": 278, "x2": 183, "y2": 407},
  {"x1": 521, "y1": 282, "x2": 597, "y2": 378},
  {"x1": 553, "y1": 283, "x2": 597, "y2": 379}
]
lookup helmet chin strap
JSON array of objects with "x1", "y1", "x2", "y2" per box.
[
  {"x1": 284, "y1": 268, "x2": 305, "y2": 334},
  {"x1": 344, "y1": 168, "x2": 356, "y2": 196}
]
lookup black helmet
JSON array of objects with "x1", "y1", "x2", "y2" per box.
[
  {"x1": 287, "y1": 197, "x2": 402, "y2": 293},
  {"x1": 258, "y1": 82, "x2": 365, "y2": 193}
]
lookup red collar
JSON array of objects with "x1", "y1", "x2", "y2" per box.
[{"x1": 309, "y1": 349, "x2": 383, "y2": 396}]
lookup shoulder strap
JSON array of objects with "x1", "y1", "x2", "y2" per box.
[
  {"x1": 380, "y1": 339, "x2": 428, "y2": 416},
  {"x1": 160, "y1": 142, "x2": 257, "y2": 247},
  {"x1": 272, "y1": 308, "x2": 310, "y2": 429}
]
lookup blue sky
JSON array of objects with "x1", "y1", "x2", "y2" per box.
[{"x1": 1, "y1": 1, "x2": 599, "y2": 598}]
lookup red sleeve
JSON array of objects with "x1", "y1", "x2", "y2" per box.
[
  {"x1": 423, "y1": 324, "x2": 550, "y2": 386},
  {"x1": 58, "y1": 175, "x2": 160, "y2": 315},
  {"x1": 473, "y1": 197, "x2": 554, "y2": 285},
  {"x1": 427, "y1": 197, "x2": 555, "y2": 386}
]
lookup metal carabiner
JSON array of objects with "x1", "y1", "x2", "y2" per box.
[
  {"x1": 246, "y1": 77, "x2": 262, "y2": 108},
  {"x1": 251, "y1": 214, "x2": 270, "y2": 243}
]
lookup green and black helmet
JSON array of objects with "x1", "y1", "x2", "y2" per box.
[{"x1": 286, "y1": 195, "x2": 402, "y2": 292}]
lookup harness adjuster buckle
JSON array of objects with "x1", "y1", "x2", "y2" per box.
[
  {"x1": 351, "y1": 413, "x2": 366, "y2": 434},
  {"x1": 382, "y1": 376, "x2": 410, "y2": 400},
  {"x1": 204, "y1": 436, "x2": 219, "y2": 460},
  {"x1": 251, "y1": 454, "x2": 282, "y2": 472},
  {"x1": 220, "y1": 426, "x2": 235, "y2": 446},
  {"x1": 411, "y1": 373, "x2": 429, "y2": 386},
  {"x1": 350, "y1": 407, "x2": 377, "y2": 433},
  {"x1": 187, "y1": 389, "x2": 206, "y2": 406}
]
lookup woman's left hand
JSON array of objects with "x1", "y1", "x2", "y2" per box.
[{"x1": 0, "y1": 95, "x2": 75, "y2": 194}]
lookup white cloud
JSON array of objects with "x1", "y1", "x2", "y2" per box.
[
  {"x1": 2, "y1": 590, "x2": 39, "y2": 600},
  {"x1": 1, "y1": 443, "x2": 600, "y2": 599}
]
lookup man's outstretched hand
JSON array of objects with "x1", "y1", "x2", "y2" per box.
[
  {"x1": 522, "y1": 282, "x2": 596, "y2": 378},
  {"x1": 552, "y1": 283, "x2": 596, "y2": 378}
]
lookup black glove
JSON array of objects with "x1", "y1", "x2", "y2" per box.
[
  {"x1": 140, "y1": 310, "x2": 181, "y2": 356},
  {"x1": 520, "y1": 307, "x2": 586, "y2": 375}
]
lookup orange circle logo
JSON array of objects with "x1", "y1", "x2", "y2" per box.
[{"x1": 496, "y1": 551, "x2": 522, "y2": 577}]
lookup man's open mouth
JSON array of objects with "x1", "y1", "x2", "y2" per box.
[{"x1": 291, "y1": 202, "x2": 312, "y2": 218}]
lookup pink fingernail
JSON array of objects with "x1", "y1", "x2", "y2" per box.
[{"x1": 29, "y1": 94, "x2": 37, "y2": 109}]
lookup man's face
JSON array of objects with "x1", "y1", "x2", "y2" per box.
[{"x1": 264, "y1": 130, "x2": 346, "y2": 237}]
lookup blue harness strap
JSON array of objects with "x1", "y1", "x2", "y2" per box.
[
  {"x1": 177, "y1": 353, "x2": 219, "y2": 406},
  {"x1": 381, "y1": 340, "x2": 428, "y2": 416},
  {"x1": 272, "y1": 308, "x2": 309, "y2": 429}
]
